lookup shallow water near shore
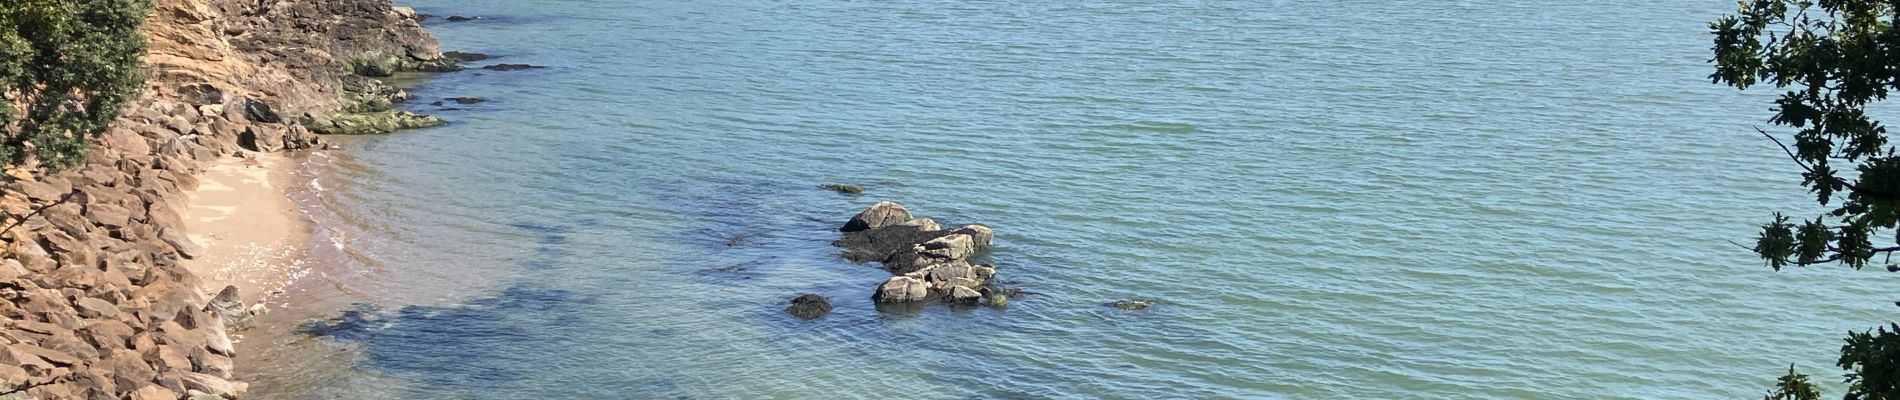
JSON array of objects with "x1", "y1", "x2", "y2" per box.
[{"x1": 237, "y1": 1, "x2": 1890, "y2": 398}]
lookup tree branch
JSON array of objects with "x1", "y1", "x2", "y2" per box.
[
  {"x1": 1783, "y1": 246, "x2": 1900, "y2": 266},
  {"x1": 1758, "y1": 126, "x2": 1862, "y2": 192}
]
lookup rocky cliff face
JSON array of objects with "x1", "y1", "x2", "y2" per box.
[
  {"x1": 143, "y1": 0, "x2": 449, "y2": 118},
  {"x1": 0, "y1": 0, "x2": 448, "y2": 398}
]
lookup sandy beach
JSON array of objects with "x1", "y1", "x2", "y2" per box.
[{"x1": 179, "y1": 152, "x2": 312, "y2": 307}]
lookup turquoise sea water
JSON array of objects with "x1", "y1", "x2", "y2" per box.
[{"x1": 237, "y1": 1, "x2": 1895, "y2": 398}]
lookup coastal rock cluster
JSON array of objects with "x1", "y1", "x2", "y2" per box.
[
  {"x1": 833, "y1": 202, "x2": 1007, "y2": 307},
  {"x1": 1, "y1": 0, "x2": 458, "y2": 398}
]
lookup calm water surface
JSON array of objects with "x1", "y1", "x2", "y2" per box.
[{"x1": 237, "y1": 1, "x2": 1893, "y2": 398}]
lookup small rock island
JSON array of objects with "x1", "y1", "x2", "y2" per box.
[{"x1": 833, "y1": 201, "x2": 1007, "y2": 307}]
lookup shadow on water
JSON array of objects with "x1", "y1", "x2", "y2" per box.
[{"x1": 293, "y1": 286, "x2": 606, "y2": 395}]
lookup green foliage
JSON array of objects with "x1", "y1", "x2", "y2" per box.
[
  {"x1": 1713, "y1": 1, "x2": 1900, "y2": 398},
  {"x1": 1767, "y1": 364, "x2": 1823, "y2": 400},
  {"x1": 1843, "y1": 325, "x2": 1900, "y2": 399},
  {"x1": 0, "y1": 0, "x2": 150, "y2": 172},
  {"x1": 1766, "y1": 365, "x2": 1822, "y2": 400},
  {"x1": 1713, "y1": 0, "x2": 1900, "y2": 268}
]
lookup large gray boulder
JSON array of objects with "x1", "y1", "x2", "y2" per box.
[
  {"x1": 947, "y1": 286, "x2": 982, "y2": 303},
  {"x1": 912, "y1": 261, "x2": 982, "y2": 285},
  {"x1": 952, "y1": 224, "x2": 993, "y2": 248},
  {"x1": 917, "y1": 233, "x2": 977, "y2": 261},
  {"x1": 840, "y1": 201, "x2": 911, "y2": 233},
  {"x1": 871, "y1": 276, "x2": 929, "y2": 303}
]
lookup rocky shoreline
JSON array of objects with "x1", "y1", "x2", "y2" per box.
[{"x1": 0, "y1": 0, "x2": 463, "y2": 398}]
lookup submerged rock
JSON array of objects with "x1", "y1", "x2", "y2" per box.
[
  {"x1": 442, "y1": 51, "x2": 491, "y2": 62},
  {"x1": 784, "y1": 294, "x2": 833, "y2": 319},
  {"x1": 1108, "y1": 299, "x2": 1158, "y2": 310},
  {"x1": 481, "y1": 63, "x2": 546, "y2": 71},
  {"x1": 986, "y1": 294, "x2": 1008, "y2": 307},
  {"x1": 303, "y1": 110, "x2": 444, "y2": 135},
  {"x1": 430, "y1": 97, "x2": 486, "y2": 107},
  {"x1": 822, "y1": 184, "x2": 863, "y2": 194}
]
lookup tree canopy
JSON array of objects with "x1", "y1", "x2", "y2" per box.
[
  {"x1": 0, "y1": 0, "x2": 149, "y2": 172},
  {"x1": 1711, "y1": 1, "x2": 1900, "y2": 398}
]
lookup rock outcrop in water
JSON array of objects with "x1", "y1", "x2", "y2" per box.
[
  {"x1": 833, "y1": 201, "x2": 1007, "y2": 306},
  {"x1": 783, "y1": 294, "x2": 832, "y2": 319},
  {"x1": 0, "y1": 0, "x2": 461, "y2": 398}
]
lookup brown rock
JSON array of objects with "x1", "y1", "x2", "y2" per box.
[
  {"x1": 156, "y1": 320, "x2": 204, "y2": 350},
  {"x1": 14, "y1": 320, "x2": 62, "y2": 336},
  {"x1": 70, "y1": 368, "x2": 118, "y2": 399},
  {"x1": 0, "y1": 363, "x2": 26, "y2": 389},
  {"x1": 26, "y1": 381, "x2": 76, "y2": 399},
  {"x1": 130, "y1": 385, "x2": 178, "y2": 400},
  {"x1": 145, "y1": 345, "x2": 191, "y2": 372},
  {"x1": 97, "y1": 349, "x2": 156, "y2": 391},
  {"x1": 202, "y1": 326, "x2": 233, "y2": 357},
  {"x1": 42, "y1": 331, "x2": 101, "y2": 364},
  {"x1": 191, "y1": 346, "x2": 233, "y2": 378},
  {"x1": 241, "y1": 124, "x2": 285, "y2": 152},
  {"x1": 15, "y1": 240, "x2": 56, "y2": 272},
  {"x1": 158, "y1": 228, "x2": 204, "y2": 259},
  {"x1": 284, "y1": 123, "x2": 317, "y2": 149},
  {"x1": 129, "y1": 333, "x2": 156, "y2": 352},
  {"x1": 17, "y1": 290, "x2": 77, "y2": 323},
  {"x1": 0, "y1": 345, "x2": 54, "y2": 373},
  {"x1": 75, "y1": 297, "x2": 119, "y2": 318},
  {"x1": 11, "y1": 343, "x2": 81, "y2": 367},
  {"x1": 179, "y1": 371, "x2": 247, "y2": 398},
  {"x1": 0, "y1": 259, "x2": 26, "y2": 280},
  {"x1": 147, "y1": 201, "x2": 184, "y2": 230},
  {"x1": 84, "y1": 202, "x2": 136, "y2": 230},
  {"x1": 80, "y1": 319, "x2": 134, "y2": 350},
  {"x1": 154, "y1": 371, "x2": 187, "y2": 394},
  {"x1": 102, "y1": 126, "x2": 153, "y2": 156},
  {"x1": 165, "y1": 116, "x2": 194, "y2": 135},
  {"x1": 43, "y1": 203, "x2": 92, "y2": 237},
  {"x1": 13, "y1": 180, "x2": 66, "y2": 202}
]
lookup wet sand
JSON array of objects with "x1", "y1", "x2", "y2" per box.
[{"x1": 179, "y1": 153, "x2": 312, "y2": 308}]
